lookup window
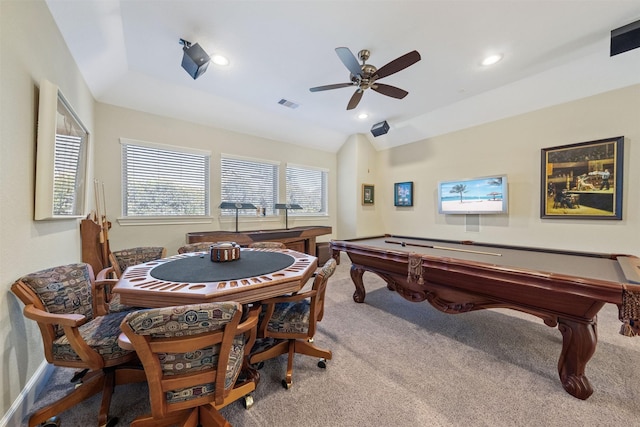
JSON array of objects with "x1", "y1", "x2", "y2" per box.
[
  {"x1": 220, "y1": 156, "x2": 279, "y2": 216},
  {"x1": 121, "y1": 139, "x2": 210, "y2": 216},
  {"x1": 286, "y1": 165, "x2": 328, "y2": 215}
]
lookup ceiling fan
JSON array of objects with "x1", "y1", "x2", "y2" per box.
[{"x1": 310, "y1": 47, "x2": 421, "y2": 110}]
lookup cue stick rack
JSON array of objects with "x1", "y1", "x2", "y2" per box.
[{"x1": 80, "y1": 180, "x2": 111, "y2": 274}]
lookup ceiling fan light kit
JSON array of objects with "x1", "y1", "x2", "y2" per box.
[
  {"x1": 310, "y1": 47, "x2": 421, "y2": 110},
  {"x1": 180, "y1": 38, "x2": 210, "y2": 80}
]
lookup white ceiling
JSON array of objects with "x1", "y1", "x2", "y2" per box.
[{"x1": 46, "y1": 1, "x2": 640, "y2": 153}]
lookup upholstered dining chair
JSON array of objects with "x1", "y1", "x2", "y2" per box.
[
  {"x1": 177, "y1": 241, "x2": 216, "y2": 254},
  {"x1": 249, "y1": 258, "x2": 337, "y2": 389},
  {"x1": 108, "y1": 246, "x2": 167, "y2": 278},
  {"x1": 120, "y1": 302, "x2": 260, "y2": 427},
  {"x1": 11, "y1": 263, "x2": 145, "y2": 427},
  {"x1": 247, "y1": 241, "x2": 286, "y2": 249},
  {"x1": 105, "y1": 246, "x2": 166, "y2": 312}
]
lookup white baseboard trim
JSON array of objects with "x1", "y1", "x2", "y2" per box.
[{"x1": 1, "y1": 362, "x2": 54, "y2": 427}]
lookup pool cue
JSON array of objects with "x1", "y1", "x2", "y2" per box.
[{"x1": 385, "y1": 239, "x2": 502, "y2": 257}]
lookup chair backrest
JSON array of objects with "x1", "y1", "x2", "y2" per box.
[
  {"x1": 310, "y1": 258, "x2": 337, "y2": 325},
  {"x1": 177, "y1": 242, "x2": 215, "y2": 254},
  {"x1": 109, "y1": 246, "x2": 166, "y2": 278},
  {"x1": 248, "y1": 241, "x2": 286, "y2": 249},
  {"x1": 120, "y1": 302, "x2": 251, "y2": 417},
  {"x1": 12, "y1": 263, "x2": 96, "y2": 341}
]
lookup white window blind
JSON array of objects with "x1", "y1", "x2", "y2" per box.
[
  {"x1": 220, "y1": 156, "x2": 278, "y2": 215},
  {"x1": 53, "y1": 134, "x2": 86, "y2": 215},
  {"x1": 286, "y1": 165, "x2": 328, "y2": 215},
  {"x1": 122, "y1": 141, "x2": 210, "y2": 216}
]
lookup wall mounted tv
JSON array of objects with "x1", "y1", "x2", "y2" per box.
[{"x1": 438, "y1": 175, "x2": 508, "y2": 215}]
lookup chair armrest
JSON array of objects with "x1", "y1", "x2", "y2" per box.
[
  {"x1": 93, "y1": 271, "x2": 119, "y2": 316},
  {"x1": 238, "y1": 304, "x2": 261, "y2": 350},
  {"x1": 260, "y1": 289, "x2": 317, "y2": 305},
  {"x1": 96, "y1": 266, "x2": 116, "y2": 280},
  {"x1": 23, "y1": 304, "x2": 86, "y2": 327}
]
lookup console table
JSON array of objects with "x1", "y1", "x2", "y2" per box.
[{"x1": 186, "y1": 226, "x2": 332, "y2": 256}]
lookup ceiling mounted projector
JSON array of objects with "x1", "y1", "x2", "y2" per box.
[{"x1": 180, "y1": 38, "x2": 210, "y2": 79}]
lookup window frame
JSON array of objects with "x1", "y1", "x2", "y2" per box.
[{"x1": 118, "y1": 138, "x2": 211, "y2": 225}]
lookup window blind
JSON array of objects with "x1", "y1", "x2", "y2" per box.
[
  {"x1": 122, "y1": 143, "x2": 209, "y2": 216},
  {"x1": 220, "y1": 156, "x2": 278, "y2": 215},
  {"x1": 286, "y1": 166, "x2": 327, "y2": 215}
]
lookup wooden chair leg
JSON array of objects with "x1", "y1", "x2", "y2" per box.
[
  {"x1": 284, "y1": 341, "x2": 295, "y2": 389},
  {"x1": 131, "y1": 409, "x2": 197, "y2": 427},
  {"x1": 199, "y1": 404, "x2": 232, "y2": 427},
  {"x1": 98, "y1": 369, "x2": 116, "y2": 427}
]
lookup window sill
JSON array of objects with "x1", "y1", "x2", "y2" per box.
[{"x1": 117, "y1": 216, "x2": 213, "y2": 226}]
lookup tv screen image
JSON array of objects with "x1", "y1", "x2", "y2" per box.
[{"x1": 438, "y1": 175, "x2": 508, "y2": 214}]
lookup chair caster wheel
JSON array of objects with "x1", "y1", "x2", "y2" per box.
[
  {"x1": 243, "y1": 394, "x2": 254, "y2": 409},
  {"x1": 100, "y1": 417, "x2": 118, "y2": 427},
  {"x1": 254, "y1": 361, "x2": 264, "y2": 370},
  {"x1": 318, "y1": 358, "x2": 327, "y2": 369},
  {"x1": 40, "y1": 417, "x2": 60, "y2": 427},
  {"x1": 281, "y1": 379, "x2": 292, "y2": 389}
]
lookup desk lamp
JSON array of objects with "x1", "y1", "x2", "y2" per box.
[
  {"x1": 219, "y1": 202, "x2": 257, "y2": 233},
  {"x1": 275, "y1": 203, "x2": 302, "y2": 229}
]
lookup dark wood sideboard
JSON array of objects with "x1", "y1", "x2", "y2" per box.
[{"x1": 186, "y1": 226, "x2": 332, "y2": 257}]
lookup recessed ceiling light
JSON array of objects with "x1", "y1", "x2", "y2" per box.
[
  {"x1": 481, "y1": 54, "x2": 503, "y2": 66},
  {"x1": 211, "y1": 54, "x2": 229, "y2": 66},
  {"x1": 358, "y1": 113, "x2": 368, "y2": 119}
]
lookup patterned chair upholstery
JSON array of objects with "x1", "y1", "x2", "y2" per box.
[
  {"x1": 248, "y1": 241, "x2": 286, "y2": 249},
  {"x1": 11, "y1": 263, "x2": 145, "y2": 427},
  {"x1": 177, "y1": 242, "x2": 216, "y2": 254},
  {"x1": 109, "y1": 246, "x2": 167, "y2": 278},
  {"x1": 106, "y1": 246, "x2": 166, "y2": 312},
  {"x1": 120, "y1": 302, "x2": 260, "y2": 427},
  {"x1": 249, "y1": 258, "x2": 337, "y2": 389}
]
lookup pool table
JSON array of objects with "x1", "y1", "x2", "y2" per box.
[{"x1": 330, "y1": 234, "x2": 640, "y2": 400}]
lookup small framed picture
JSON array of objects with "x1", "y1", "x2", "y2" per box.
[
  {"x1": 541, "y1": 136, "x2": 623, "y2": 219},
  {"x1": 394, "y1": 182, "x2": 413, "y2": 207},
  {"x1": 362, "y1": 184, "x2": 374, "y2": 205}
]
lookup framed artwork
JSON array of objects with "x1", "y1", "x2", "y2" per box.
[
  {"x1": 362, "y1": 184, "x2": 374, "y2": 205},
  {"x1": 394, "y1": 181, "x2": 414, "y2": 207},
  {"x1": 541, "y1": 136, "x2": 623, "y2": 219}
]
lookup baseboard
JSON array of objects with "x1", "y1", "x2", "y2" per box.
[{"x1": 1, "y1": 362, "x2": 54, "y2": 427}]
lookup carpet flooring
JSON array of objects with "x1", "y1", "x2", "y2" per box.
[{"x1": 27, "y1": 253, "x2": 640, "y2": 426}]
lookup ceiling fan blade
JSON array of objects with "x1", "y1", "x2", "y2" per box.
[
  {"x1": 374, "y1": 50, "x2": 421, "y2": 80},
  {"x1": 335, "y1": 47, "x2": 363, "y2": 77},
  {"x1": 346, "y1": 89, "x2": 364, "y2": 110},
  {"x1": 309, "y1": 82, "x2": 355, "y2": 92},
  {"x1": 371, "y1": 83, "x2": 409, "y2": 99}
]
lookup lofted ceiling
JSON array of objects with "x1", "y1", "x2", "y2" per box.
[{"x1": 46, "y1": 1, "x2": 640, "y2": 153}]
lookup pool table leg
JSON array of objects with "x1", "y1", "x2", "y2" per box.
[
  {"x1": 349, "y1": 265, "x2": 367, "y2": 303},
  {"x1": 557, "y1": 317, "x2": 597, "y2": 400}
]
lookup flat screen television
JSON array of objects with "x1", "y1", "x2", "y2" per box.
[{"x1": 438, "y1": 175, "x2": 508, "y2": 215}]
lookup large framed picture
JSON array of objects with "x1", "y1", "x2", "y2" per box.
[
  {"x1": 394, "y1": 182, "x2": 413, "y2": 207},
  {"x1": 362, "y1": 184, "x2": 374, "y2": 205},
  {"x1": 541, "y1": 136, "x2": 623, "y2": 219}
]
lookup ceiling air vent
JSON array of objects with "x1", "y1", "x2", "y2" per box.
[{"x1": 278, "y1": 99, "x2": 300, "y2": 109}]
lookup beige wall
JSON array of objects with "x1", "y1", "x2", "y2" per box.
[
  {"x1": 375, "y1": 84, "x2": 640, "y2": 254},
  {"x1": 94, "y1": 103, "x2": 337, "y2": 255},
  {"x1": 1, "y1": 0, "x2": 96, "y2": 422}
]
